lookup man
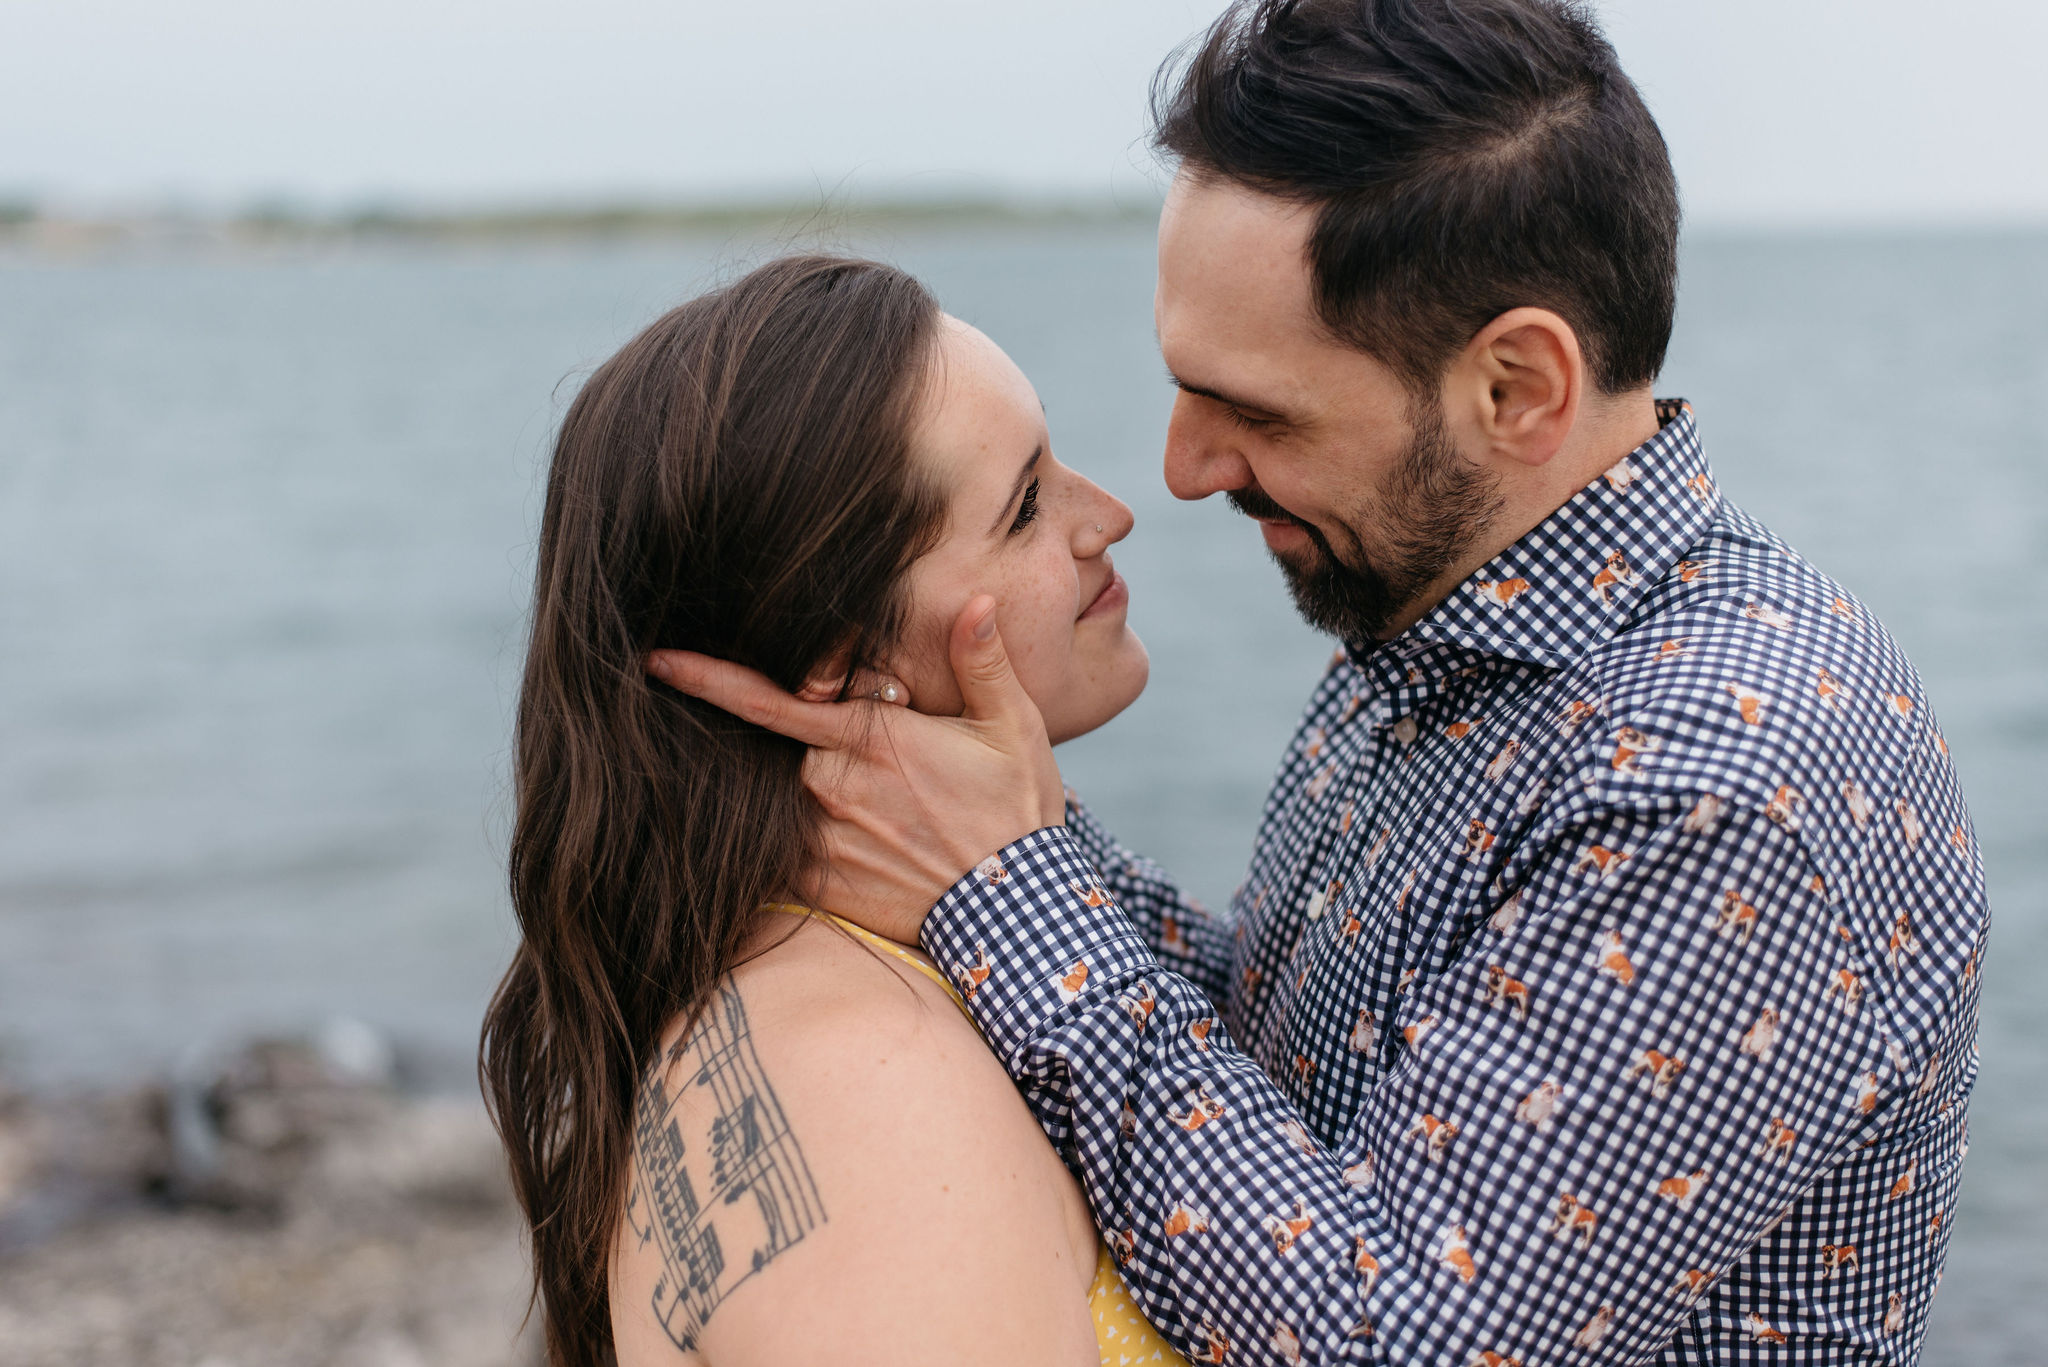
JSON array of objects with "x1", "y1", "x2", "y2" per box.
[{"x1": 656, "y1": 0, "x2": 1986, "y2": 1361}]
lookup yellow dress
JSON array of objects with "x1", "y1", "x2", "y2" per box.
[{"x1": 765, "y1": 905, "x2": 1189, "y2": 1367}]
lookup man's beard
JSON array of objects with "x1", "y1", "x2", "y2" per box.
[{"x1": 1228, "y1": 399, "x2": 1504, "y2": 644}]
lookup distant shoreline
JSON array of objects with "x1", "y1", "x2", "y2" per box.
[
  {"x1": 0, "y1": 196, "x2": 1164, "y2": 253},
  {"x1": 6, "y1": 200, "x2": 2045, "y2": 258}
]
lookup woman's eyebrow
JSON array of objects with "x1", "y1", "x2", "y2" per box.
[{"x1": 986, "y1": 445, "x2": 1043, "y2": 535}]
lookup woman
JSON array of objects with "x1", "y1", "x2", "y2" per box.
[{"x1": 480, "y1": 255, "x2": 1185, "y2": 1367}]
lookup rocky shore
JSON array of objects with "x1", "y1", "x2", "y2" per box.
[{"x1": 0, "y1": 1026, "x2": 538, "y2": 1367}]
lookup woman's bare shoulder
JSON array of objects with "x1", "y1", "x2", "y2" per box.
[{"x1": 610, "y1": 916, "x2": 1098, "y2": 1367}]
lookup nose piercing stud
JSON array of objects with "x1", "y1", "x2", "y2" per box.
[{"x1": 1095, "y1": 523, "x2": 1103, "y2": 533}]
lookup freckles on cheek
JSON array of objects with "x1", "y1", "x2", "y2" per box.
[
  {"x1": 909, "y1": 608, "x2": 965, "y2": 711},
  {"x1": 994, "y1": 566, "x2": 1074, "y2": 699},
  {"x1": 900, "y1": 546, "x2": 1075, "y2": 713}
]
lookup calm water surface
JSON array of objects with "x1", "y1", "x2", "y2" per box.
[{"x1": 2, "y1": 227, "x2": 2042, "y2": 1360}]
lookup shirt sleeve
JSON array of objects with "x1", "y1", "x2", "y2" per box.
[
  {"x1": 919, "y1": 798, "x2": 1886, "y2": 1365},
  {"x1": 1059, "y1": 790, "x2": 1237, "y2": 1005}
]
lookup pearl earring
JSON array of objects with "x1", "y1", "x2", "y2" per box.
[{"x1": 870, "y1": 683, "x2": 901, "y2": 703}]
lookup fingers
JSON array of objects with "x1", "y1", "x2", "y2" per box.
[
  {"x1": 947, "y1": 595, "x2": 1034, "y2": 725},
  {"x1": 801, "y1": 741, "x2": 883, "y2": 819},
  {"x1": 646, "y1": 648, "x2": 856, "y2": 749},
  {"x1": 946, "y1": 598, "x2": 1065, "y2": 826}
]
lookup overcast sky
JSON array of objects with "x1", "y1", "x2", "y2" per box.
[{"x1": 2, "y1": 0, "x2": 2040, "y2": 227}]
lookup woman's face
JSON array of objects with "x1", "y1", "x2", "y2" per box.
[{"x1": 883, "y1": 314, "x2": 1149, "y2": 745}]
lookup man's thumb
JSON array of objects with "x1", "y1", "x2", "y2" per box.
[{"x1": 950, "y1": 595, "x2": 1027, "y2": 721}]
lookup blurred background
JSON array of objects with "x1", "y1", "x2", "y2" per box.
[{"x1": 1, "y1": 1, "x2": 2042, "y2": 1363}]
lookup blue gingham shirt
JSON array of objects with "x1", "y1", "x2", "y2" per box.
[{"x1": 921, "y1": 403, "x2": 1986, "y2": 1365}]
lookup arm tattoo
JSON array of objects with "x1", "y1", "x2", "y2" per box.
[{"x1": 624, "y1": 979, "x2": 826, "y2": 1353}]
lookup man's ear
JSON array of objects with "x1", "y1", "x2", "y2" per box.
[{"x1": 1452, "y1": 307, "x2": 1583, "y2": 469}]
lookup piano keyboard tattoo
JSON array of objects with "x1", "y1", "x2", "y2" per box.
[{"x1": 624, "y1": 980, "x2": 825, "y2": 1352}]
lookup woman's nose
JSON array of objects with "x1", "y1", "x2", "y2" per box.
[{"x1": 1076, "y1": 483, "x2": 1134, "y2": 555}]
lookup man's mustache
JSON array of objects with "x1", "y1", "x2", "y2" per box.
[{"x1": 1226, "y1": 486, "x2": 1308, "y2": 528}]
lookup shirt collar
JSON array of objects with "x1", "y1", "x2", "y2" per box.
[{"x1": 1352, "y1": 399, "x2": 1718, "y2": 675}]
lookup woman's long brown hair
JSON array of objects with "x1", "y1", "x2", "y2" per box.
[{"x1": 479, "y1": 256, "x2": 945, "y2": 1367}]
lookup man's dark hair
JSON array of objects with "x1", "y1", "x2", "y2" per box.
[{"x1": 1154, "y1": 0, "x2": 1679, "y2": 395}]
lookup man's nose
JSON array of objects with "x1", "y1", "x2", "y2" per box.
[{"x1": 1163, "y1": 393, "x2": 1254, "y2": 502}]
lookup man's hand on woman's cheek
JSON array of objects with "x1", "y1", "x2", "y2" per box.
[{"x1": 646, "y1": 594, "x2": 1066, "y2": 945}]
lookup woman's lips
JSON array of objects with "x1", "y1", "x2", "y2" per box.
[{"x1": 1079, "y1": 569, "x2": 1128, "y2": 621}]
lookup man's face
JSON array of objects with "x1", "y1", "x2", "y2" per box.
[{"x1": 1154, "y1": 172, "x2": 1502, "y2": 641}]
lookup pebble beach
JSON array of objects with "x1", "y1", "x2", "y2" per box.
[{"x1": 0, "y1": 1035, "x2": 536, "y2": 1367}]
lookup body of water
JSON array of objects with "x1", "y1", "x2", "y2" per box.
[{"x1": 2, "y1": 225, "x2": 2042, "y2": 1361}]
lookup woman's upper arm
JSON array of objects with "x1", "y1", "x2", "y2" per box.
[{"x1": 612, "y1": 979, "x2": 1100, "y2": 1367}]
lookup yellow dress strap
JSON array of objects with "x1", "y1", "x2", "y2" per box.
[{"x1": 762, "y1": 903, "x2": 970, "y2": 1018}]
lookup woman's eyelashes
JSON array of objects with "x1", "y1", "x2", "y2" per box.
[{"x1": 1007, "y1": 477, "x2": 1041, "y2": 535}]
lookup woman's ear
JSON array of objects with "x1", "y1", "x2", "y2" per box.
[
  {"x1": 794, "y1": 675, "x2": 844, "y2": 703},
  {"x1": 846, "y1": 668, "x2": 911, "y2": 707},
  {"x1": 795, "y1": 642, "x2": 855, "y2": 703},
  {"x1": 794, "y1": 646, "x2": 910, "y2": 707},
  {"x1": 847, "y1": 672, "x2": 913, "y2": 705}
]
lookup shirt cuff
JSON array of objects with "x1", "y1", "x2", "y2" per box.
[{"x1": 919, "y1": 825, "x2": 1160, "y2": 1062}]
